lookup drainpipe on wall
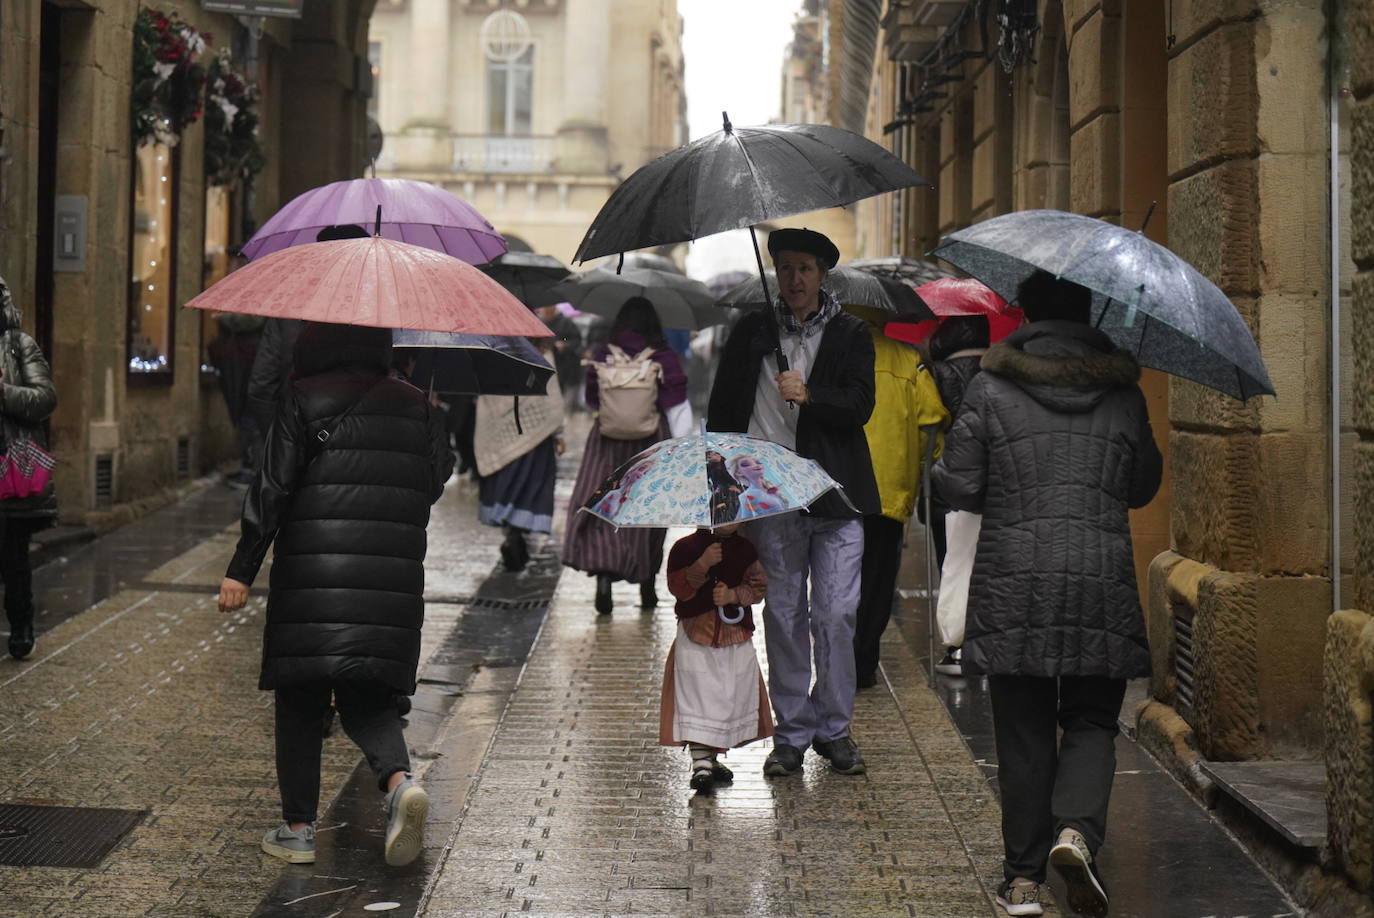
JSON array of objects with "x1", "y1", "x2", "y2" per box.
[{"x1": 1329, "y1": 15, "x2": 1343, "y2": 614}]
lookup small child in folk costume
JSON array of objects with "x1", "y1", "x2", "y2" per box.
[{"x1": 659, "y1": 522, "x2": 771, "y2": 793}]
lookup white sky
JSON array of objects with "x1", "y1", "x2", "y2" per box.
[{"x1": 677, "y1": 0, "x2": 802, "y2": 281}]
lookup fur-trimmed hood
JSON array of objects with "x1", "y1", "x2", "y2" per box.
[{"x1": 981, "y1": 320, "x2": 1139, "y2": 413}]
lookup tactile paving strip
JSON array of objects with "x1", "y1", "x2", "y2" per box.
[{"x1": 0, "y1": 804, "x2": 146, "y2": 868}]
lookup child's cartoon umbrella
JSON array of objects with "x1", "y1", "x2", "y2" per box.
[{"x1": 581, "y1": 429, "x2": 852, "y2": 531}]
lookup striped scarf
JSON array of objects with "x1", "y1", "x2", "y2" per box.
[{"x1": 774, "y1": 287, "x2": 840, "y2": 339}]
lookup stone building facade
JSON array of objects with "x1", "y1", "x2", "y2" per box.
[
  {"x1": 1, "y1": 0, "x2": 377, "y2": 526},
  {"x1": 368, "y1": 0, "x2": 686, "y2": 264},
  {"x1": 826, "y1": 0, "x2": 1368, "y2": 911}
]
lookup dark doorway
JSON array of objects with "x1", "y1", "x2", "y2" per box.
[{"x1": 35, "y1": 2, "x2": 61, "y2": 361}]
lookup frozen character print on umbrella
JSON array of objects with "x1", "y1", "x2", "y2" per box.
[
  {"x1": 593, "y1": 454, "x2": 659, "y2": 519},
  {"x1": 730, "y1": 454, "x2": 790, "y2": 516},
  {"x1": 706, "y1": 450, "x2": 742, "y2": 526}
]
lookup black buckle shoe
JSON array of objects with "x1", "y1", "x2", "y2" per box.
[{"x1": 7, "y1": 622, "x2": 34, "y2": 660}]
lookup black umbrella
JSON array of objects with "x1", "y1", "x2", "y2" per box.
[
  {"x1": 846, "y1": 255, "x2": 951, "y2": 287},
  {"x1": 718, "y1": 265, "x2": 934, "y2": 321},
  {"x1": 574, "y1": 115, "x2": 930, "y2": 263},
  {"x1": 480, "y1": 252, "x2": 573, "y2": 308},
  {"x1": 931, "y1": 209, "x2": 1274, "y2": 400},
  {"x1": 573, "y1": 113, "x2": 931, "y2": 383},
  {"x1": 551, "y1": 266, "x2": 717, "y2": 330},
  {"x1": 393, "y1": 329, "x2": 554, "y2": 396}
]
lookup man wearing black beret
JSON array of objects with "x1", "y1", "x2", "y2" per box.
[{"x1": 706, "y1": 227, "x2": 879, "y2": 777}]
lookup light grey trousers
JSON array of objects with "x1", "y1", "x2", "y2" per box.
[{"x1": 749, "y1": 513, "x2": 864, "y2": 749}]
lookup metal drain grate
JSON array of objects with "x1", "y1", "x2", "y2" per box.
[
  {"x1": 1173, "y1": 602, "x2": 1196, "y2": 719},
  {"x1": 0, "y1": 804, "x2": 146, "y2": 868},
  {"x1": 468, "y1": 595, "x2": 549, "y2": 611}
]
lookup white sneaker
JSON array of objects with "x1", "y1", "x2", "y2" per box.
[
  {"x1": 383, "y1": 775, "x2": 429, "y2": 866},
  {"x1": 1049, "y1": 828, "x2": 1109, "y2": 917},
  {"x1": 995, "y1": 876, "x2": 1044, "y2": 916}
]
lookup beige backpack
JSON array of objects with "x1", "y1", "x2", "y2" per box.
[{"x1": 589, "y1": 344, "x2": 662, "y2": 440}]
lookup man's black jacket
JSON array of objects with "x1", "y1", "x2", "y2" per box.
[{"x1": 706, "y1": 309, "x2": 879, "y2": 519}]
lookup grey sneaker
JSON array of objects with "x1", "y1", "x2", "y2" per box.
[
  {"x1": 383, "y1": 775, "x2": 429, "y2": 866},
  {"x1": 1049, "y1": 828, "x2": 1108, "y2": 917},
  {"x1": 261, "y1": 823, "x2": 315, "y2": 864},
  {"x1": 995, "y1": 877, "x2": 1044, "y2": 916},
  {"x1": 812, "y1": 735, "x2": 867, "y2": 775},
  {"x1": 762, "y1": 743, "x2": 804, "y2": 777}
]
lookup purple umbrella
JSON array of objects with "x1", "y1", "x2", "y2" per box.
[{"x1": 240, "y1": 177, "x2": 508, "y2": 265}]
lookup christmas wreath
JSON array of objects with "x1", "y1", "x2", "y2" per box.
[
  {"x1": 204, "y1": 52, "x2": 265, "y2": 186},
  {"x1": 131, "y1": 8, "x2": 211, "y2": 147}
]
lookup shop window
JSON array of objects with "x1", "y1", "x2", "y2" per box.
[
  {"x1": 128, "y1": 143, "x2": 178, "y2": 379},
  {"x1": 200, "y1": 185, "x2": 235, "y2": 379}
]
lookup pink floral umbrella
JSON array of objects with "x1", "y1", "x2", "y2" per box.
[
  {"x1": 239, "y1": 177, "x2": 507, "y2": 265},
  {"x1": 187, "y1": 236, "x2": 552, "y2": 337}
]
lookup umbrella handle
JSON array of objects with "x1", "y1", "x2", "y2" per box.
[{"x1": 749, "y1": 226, "x2": 795, "y2": 411}]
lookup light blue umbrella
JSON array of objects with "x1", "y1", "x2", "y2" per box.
[{"x1": 581, "y1": 429, "x2": 850, "y2": 530}]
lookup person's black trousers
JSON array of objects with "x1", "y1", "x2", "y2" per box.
[
  {"x1": 987, "y1": 674, "x2": 1127, "y2": 883},
  {"x1": 1, "y1": 517, "x2": 35, "y2": 631},
  {"x1": 274, "y1": 680, "x2": 411, "y2": 824},
  {"x1": 853, "y1": 514, "x2": 905, "y2": 683}
]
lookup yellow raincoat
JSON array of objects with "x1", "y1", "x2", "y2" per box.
[{"x1": 846, "y1": 306, "x2": 949, "y2": 523}]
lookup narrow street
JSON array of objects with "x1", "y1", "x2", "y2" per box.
[{"x1": 0, "y1": 426, "x2": 1300, "y2": 917}]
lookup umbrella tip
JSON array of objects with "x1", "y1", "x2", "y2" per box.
[
  {"x1": 722, "y1": 111, "x2": 732, "y2": 133},
  {"x1": 374, "y1": 204, "x2": 382, "y2": 237}
]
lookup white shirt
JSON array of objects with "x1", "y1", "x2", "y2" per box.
[{"x1": 747, "y1": 328, "x2": 823, "y2": 451}]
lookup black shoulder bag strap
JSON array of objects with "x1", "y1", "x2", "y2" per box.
[{"x1": 303, "y1": 376, "x2": 385, "y2": 466}]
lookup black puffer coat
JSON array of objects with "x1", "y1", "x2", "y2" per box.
[
  {"x1": 226, "y1": 327, "x2": 454, "y2": 692},
  {"x1": 0, "y1": 279, "x2": 57, "y2": 523},
  {"x1": 931, "y1": 321, "x2": 1162, "y2": 679}
]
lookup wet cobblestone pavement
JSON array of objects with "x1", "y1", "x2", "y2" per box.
[{"x1": 0, "y1": 421, "x2": 1301, "y2": 917}]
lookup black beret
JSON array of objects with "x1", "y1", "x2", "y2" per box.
[{"x1": 766, "y1": 228, "x2": 839, "y2": 270}]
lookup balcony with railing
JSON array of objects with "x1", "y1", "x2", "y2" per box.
[{"x1": 452, "y1": 135, "x2": 556, "y2": 174}]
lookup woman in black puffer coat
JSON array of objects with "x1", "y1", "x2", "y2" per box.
[
  {"x1": 930, "y1": 271, "x2": 1162, "y2": 915},
  {"x1": 219, "y1": 321, "x2": 453, "y2": 867},
  {"x1": 0, "y1": 277, "x2": 57, "y2": 660}
]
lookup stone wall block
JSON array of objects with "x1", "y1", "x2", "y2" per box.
[
  {"x1": 1252, "y1": 432, "x2": 1328, "y2": 574},
  {"x1": 1169, "y1": 430, "x2": 1259, "y2": 571},
  {"x1": 971, "y1": 139, "x2": 997, "y2": 218},
  {"x1": 1352, "y1": 274, "x2": 1374, "y2": 437},
  {"x1": 1255, "y1": 291, "x2": 1329, "y2": 433},
  {"x1": 1167, "y1": 159, "x2": 1260, "y2": 296},
  {"x1": 1016, "y1": 163, "x2": 1052, "y2": 212},
  {"x1": 1257, "y1": 153, "x2": 1330, "y2": 295},
  {"x1": 1253, "y1": 575, "x2": 1330, "y2": 752},
  {"x1": 1355, "y1": 442, "x2": 1374, "y2": 612},
  {"x1": 1352, "y1": 96, "x2": 1374, "y2": 266},
  {"x1": 972, "y1": 63, "x2": 998, "y2": 142},
  {"x1": 1067, "y1": 9, "x2": 1121, "y2": 130},
  {"x1": 1166, "y1": 0, "x2": 1263, "y2": 52},
  {"x1": 1350, "y1": 0, "x2": 1374, "y2": 98},
  {"x1": 1167, "y1": 23, "x2": 1257, "y2": 177},
  {"x1": 1324, "y1": 608, "x2": 1374, "y2": 891},
  {"x1": 1254, "y1": 6, "x2": 1328, "y2": 156},
  {"x1": 1192, "y1": 569, "x2": 1263, "y2": 759},
  {"x1": 1168, "y1": 322, "x2": 1263, "y2": 431},
  {"x1": 1062, "y1": 0, "x2": 1122, "y2": 34},
  {"x1": 1069, "y1": 112, "x2": 1122, "y2": 217}
]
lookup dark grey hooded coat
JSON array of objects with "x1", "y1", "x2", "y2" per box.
[
  {"x1": 0, "y1": 278, "x2": 57, "y2": 523},
  {"x1": 226, "y1": 324, "x2": 455, "y2": 692},
  {"x1": 930, "y1": 321, "x2": 1162, "y2": 679}
]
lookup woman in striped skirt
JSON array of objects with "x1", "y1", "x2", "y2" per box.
[{"x1": 562, "y1": 298, "x2": 692, "y2": 614}]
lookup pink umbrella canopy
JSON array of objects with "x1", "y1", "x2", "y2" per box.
[
  {"x1": 187, "y1": 236, "x2": 553, "y2": 337},
  {"x1": 239, "y1": 177, "x2": 508, "y2": 265}
]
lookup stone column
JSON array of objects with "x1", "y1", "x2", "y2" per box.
[
  {"x1": 556, "y1": 0, "x2": 610, "y2": 174},
  {"x1": 395, "y1": 0, "x2": 453, "y2": 170}
]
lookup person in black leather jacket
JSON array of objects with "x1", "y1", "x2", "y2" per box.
[{"x1": 218, "y1": 321, "x2": 453, "y2": 867}]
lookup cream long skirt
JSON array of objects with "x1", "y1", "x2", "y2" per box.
[{"x1": 659, "y1": 620, "x2": 773, "y2": 750}]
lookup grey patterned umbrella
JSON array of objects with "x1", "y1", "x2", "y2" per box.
[
  {"x1": 393, "y1": 330, "x2": 553, "y2": 396},
  {"x1": 717, "y1": 265, "x2": 934, "y2": 321},
  {"x1": 931, "y1": 209, "x2": 1274, "y2": 400}
]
